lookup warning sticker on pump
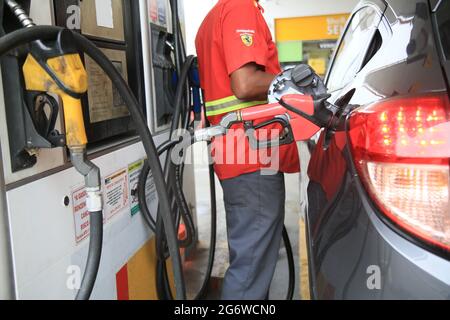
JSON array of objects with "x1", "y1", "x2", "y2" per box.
[
  {"x1": 72, "y1": 186, "x2": 90, "y2": 243},
  {"x1": 72, "y1": 167, "x2": 129, "y2": 244},
  {"x1": 71, "y1": 161, "x2": 156, "y2": 244},
  {"x1": 128, "y1": 159, "x2": 157, "y2": 217},
  {"x1": 104, "y1": 168, "x2": 130, "y2": 221}
]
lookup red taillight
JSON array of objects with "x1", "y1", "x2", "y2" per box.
[{"x1": 348, "y1": 94, "x2": 450, "y2": 252}]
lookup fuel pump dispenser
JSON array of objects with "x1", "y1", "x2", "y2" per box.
[
  {"x1": 0, "y1": 0, "x2": 186, "y2": 300},
  {"x1": 21, "y1": 27, "x2": 104, "y2": 300},
  {"x1": 7, "y1": 0, "x2": 104, "y2": 299},
  {"x1": 0, "y1": 22, "x2": 185, "y2": 300}
]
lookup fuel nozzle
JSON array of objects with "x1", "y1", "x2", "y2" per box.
[{"x1": 22, "y1": 29, "x2": 89, "y2": 149}]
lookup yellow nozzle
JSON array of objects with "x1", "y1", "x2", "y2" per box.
[
  {"x1": 23, "y1": 53, "x2": 88, "y2": 149},
  {"x1": 23, "y1": 53, "x2": 88, "y2": 94},
  {"x1": 61, "y1": 95, "x2": 88, "y2": 148}
]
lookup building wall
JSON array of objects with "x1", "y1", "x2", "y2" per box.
[
  {"x1": 182, "y1": 0, "x2": 360, "y2": 55},
  {"x1": 260, "y1": 0, "x2": 359, "y2": 36},
  {"x1": 182, "y1": 0, "x2": 218, "y2": 55}
]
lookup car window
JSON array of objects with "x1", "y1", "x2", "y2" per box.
[
  {"x1": 436, "y1": 0, "x2": 450, "y2": 60},
  {"x1": 326, "y1": 6, "x2": 380, "y2": 91}
]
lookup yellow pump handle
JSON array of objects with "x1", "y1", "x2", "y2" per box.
[{"x1": 22, "y1": 53, "x2": 89, "y2": 148}]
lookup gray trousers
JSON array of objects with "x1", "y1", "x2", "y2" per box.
[{"x1": 220, "y1": 171, "x2": 285, "y2": 300}]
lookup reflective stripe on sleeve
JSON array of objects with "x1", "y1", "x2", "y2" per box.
[{"x1": 205, "y1": 95, "x2": 267, "y2": 116}]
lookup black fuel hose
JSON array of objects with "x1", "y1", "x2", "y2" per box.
[
  {"x1": 195, "y1": 164, "x2": 217, "y2": 300},
  {"x1": 170, "y1": 0, "x2": 182, "y2": 75},
  {"x1": 153, "y1": 56, "x2": 196, "y2": 258},
  {"x1": 173, "y1": 164, "x2": 196, "y2": 248},
  {"x1": 169, "y1": 55, "x2": 196, "y2": 134},
  {"x1": 0, "y1": 25, "x2": 186, "y2": 300},
  {"x1": 155, "y1": 53, "x2": 215, "y2": 299},
  {"x1": 152, "y1": 4, "x2": 194, "y2": 261},
  {"x1": 282, "y1": 226, "x2": 295, "y2": 300},
  {"x1": 75, "y1": 211, "x2": 103, "y2": 300},
  {"x1": 153, "y1": 161, "x2": 217, "y2": 300},
  {"x1": 137, "y1": 48, "x2": 218, "y2": 299},
  {"x1": 189, "y1": 99, "x2": 218, "y2": 300},
  {"x1": 138, "y1": 138, "x2": 184, "y2": 232},
  {"x1": 154, "y1": 56, "x2": 196, "y2": 258},
  {"x1": 138, "y1": 136, "x2": 196, "y2": 249}
]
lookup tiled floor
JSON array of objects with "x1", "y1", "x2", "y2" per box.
[{"x1": 183, "y1": 143, "x2": 310, "y2": 300}]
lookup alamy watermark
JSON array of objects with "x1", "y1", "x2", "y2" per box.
[
  {"x1": 169, "y1": 126, "x2": 283, "y2": 175},
  {"x1": 66, "y1": 265, "x2": 81, "y2": 291},
  {"x1": 66, "y1": 5, "x2": 81, "y2": 30},
  {"x1": 366, "y1": 265, "x2": 381, "y2": 290}
]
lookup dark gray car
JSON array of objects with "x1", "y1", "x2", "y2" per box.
[{"x1": 306, "y1": 0, "x2": 450, "y2": 299}]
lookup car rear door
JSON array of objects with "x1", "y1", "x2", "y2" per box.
[
  {"x1": 305, "y1": 0, "x2": 387, "y2": 299},
  {"x1": 307, "y1": 0, "x2": 386, "y2": 225}
]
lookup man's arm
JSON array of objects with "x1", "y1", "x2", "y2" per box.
[{"x1": 230, "y1": 62, "x2": 276, "y2": 101}]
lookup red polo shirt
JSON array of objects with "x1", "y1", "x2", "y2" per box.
[{"x1": 195, "y1": 0, "x2": 299, "y2": 180}]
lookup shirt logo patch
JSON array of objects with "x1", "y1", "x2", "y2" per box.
[{"x1": 240, "y1": 34, "x2": 253, "y2": 47}]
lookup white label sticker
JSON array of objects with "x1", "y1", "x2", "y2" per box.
[
  {"x1": 95, "y1": 0, "x2": 114, "y2": 29},
  {"x1": 104, "y1": 168, "x2": 129, "y2": 221},
  {"x1": 72, "y1": 186, "x2": 90, "y2": 243},
  {"x1": 71, "y1": 167, "x2": 132, "y2": 244},
  {"x1": 128, "y1": 159, "x2": 157, "y2": 217}
]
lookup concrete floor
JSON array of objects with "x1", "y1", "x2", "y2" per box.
[{"x1": 183, "y1": 143, "x2": 307, "y2": 300}]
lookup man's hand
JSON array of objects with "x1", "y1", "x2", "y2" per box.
[{"x1": 230, "y1": 62, "x2": 276, "y2": 101}]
